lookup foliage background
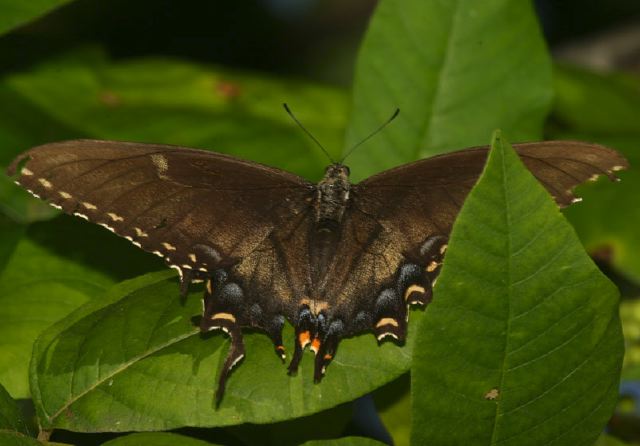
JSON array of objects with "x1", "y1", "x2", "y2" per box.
[{"x1": 0, "y1": 0, "x2": 639, "y2": 445}]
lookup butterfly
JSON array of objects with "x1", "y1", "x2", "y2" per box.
[{"x1": 6, "y1": 137, "x2": 628, "y2": 402}]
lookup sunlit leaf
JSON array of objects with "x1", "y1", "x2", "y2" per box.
[
  {"x1": 411, "y1": 132, "x2": 623, "y2": 445},
  {"x1": 344, "y1": 0, "x2": 551, "y2": 180}
]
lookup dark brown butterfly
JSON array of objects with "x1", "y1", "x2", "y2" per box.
[{"x1": 6, "y1": 138, "x2": 628, "y2": 402}]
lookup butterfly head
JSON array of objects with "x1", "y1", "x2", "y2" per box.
[{"x1": 323, "y1": 163, "x2": 350, "y2": 181}]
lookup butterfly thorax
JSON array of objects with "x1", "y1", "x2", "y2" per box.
[{"x1": 315, "y1": 164, "x2": 351, "y2": 227}]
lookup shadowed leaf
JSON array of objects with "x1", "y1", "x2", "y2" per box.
[
  {"x1": 0, "y1": 0, "x2": 73, "y2": 36},
  {"x1": 102, "y1": 432, "x2": 221, "y2": 446},
  {"x1": 0, "y1": 215, "x2": 161, "y2": 398},
  {"x1": 0, "y1": 382, "x2": 29, "y2": 435}
]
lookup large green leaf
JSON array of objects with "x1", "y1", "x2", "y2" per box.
[
  {"x1": 0, "y1": 50, "x2": 348, "y2": 222},
  {"x1": 0, "y1": 382, "x2": 29, "y2": 435},
  {"x1": 411, "y1": 132, "x2": 623, "y2": 445},
  {"x1": 344, "y1": 0, "x2": 551, "y2": 180},
  {"x1": 32, "y1": 272, "x2": 421, "y2": 431},
  {"x1": 0, "y1": 0, "x2": 72, "y2": 36},
  {"x1": 0, "y1": 215, "x2": 161, "y2": 398}
]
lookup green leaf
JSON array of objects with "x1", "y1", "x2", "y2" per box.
[
  {"x1": 0, "y1": 382, "x2": 29, "y2": 435},
  {"x1": 0, "y1": 0, "x2": 72, "y2": 36},
  {"x1": 344, "y1": 0, "x2": 552, "y2": 180},
  {"x1": 32, "y1": 272, "x2": 420, "y2": 431},
  {"x1": 0, "y1": 432, "x2": 41, "y2": 446},
  {"x1": 411, "y1": 132, "x2": 624, "y2": 445},
  {"x1": 101, "y1": 432, "x2": 221, "y2": 446},
  {"x1": 300, "y1": 438, "x2": 386, "y2": 446},
  {"x1": 0, "y1": 215, "x2": 161, "y2": 398}
]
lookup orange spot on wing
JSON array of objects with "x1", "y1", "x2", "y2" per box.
[
  {"x1": 310, "y1": 338, "x2": 321, "y2": 354},
  {"x1": 323, "y1": 353, "x2": 332, "y2": 361}
]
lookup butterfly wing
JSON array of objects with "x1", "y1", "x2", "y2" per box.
[
  {"x1": 7, "y1": 139, "x2": 317, "y2": 400},
  {"x1": 8, "y1": 139, "x2": 313, "y2": 274},
  {"x1": 326, "y1": 141, "x2": 628, "y2": 341}
]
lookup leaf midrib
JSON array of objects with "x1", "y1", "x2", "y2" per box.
[
  {"x1": 489, "y1": 143, "x2": 513, "y2": 445},
  {"x1": 419, "y1": 0, "x2": 461, "y2": 155}
]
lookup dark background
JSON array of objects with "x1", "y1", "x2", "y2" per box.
[{"x1": 2, "y1": 0, "x2": 640, "y2": 84}]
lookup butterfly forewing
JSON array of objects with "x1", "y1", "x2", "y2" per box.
[
  {"x1": 8, "y1": 139, "x2": 314, "y2": 279},
  {"x1": 354, "y1": 141, "x2": 629, "y2": 248}
]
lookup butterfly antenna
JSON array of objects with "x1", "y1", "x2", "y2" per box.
[
  {"x1": 340, "y1": 108, "x2": 400, "y2": 163},
  {"x1": 283, "y1": 103, "x2": 335, "y2": 163}
]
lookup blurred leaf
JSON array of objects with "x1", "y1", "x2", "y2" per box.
[
  {"x1": 0, "y1": 0, "x2": 72, "y2": 36},
  {"x1": 300, "y1": 438, "x2": 386, "y2": 446},
  {"x1": 551, "y1": 65, "x2": 640, "y2": 135},
  {"x1": 372, "y1": 374, "x2": 410, "y2": 446},
  {"x1": 621, "y1": 299, "x2": 640, "y2": 381},
  {"x1": 0, "y1": 432, "x2": 41, "y2": 446},
  {"x1": 548, "y1": 65, "x2": 640, "y2": 282},
  {"x1": 0, "y1": 382, "x2": 29, "y2": 435},
  {"x1": 0, "y1": 48, "x2": 347, "y2": 173},
  {"x1": 32, "y1": 272, "x2": 421, "y2": 431},
  {"x1": 101, "y1": 432, "x2": 221, "y2": 446},
  {"x1": 0, "y1": 215, "x2": 162, "y2": 398},
  {"x1": 344, "y1": 0, "x2": 551, "y2": 180},
  {"x1": 0, "y1": 49, "x2": 348, "y2": 221},
  {"x1": 411, "y1": 132, "x2": 623, "y2": 445}
]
